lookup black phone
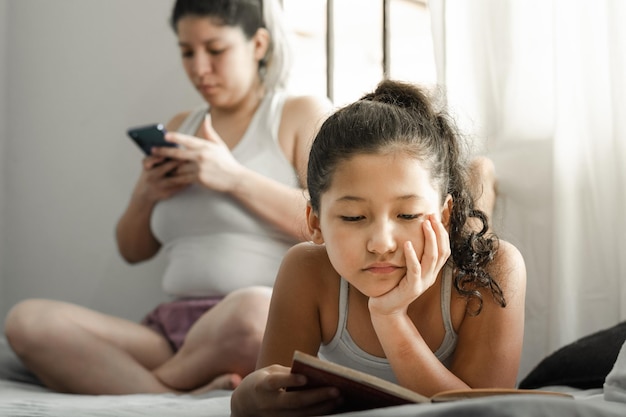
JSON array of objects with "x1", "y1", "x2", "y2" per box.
[{"x1": 126, "y1": 123, "x2": 178, "y2": 155}]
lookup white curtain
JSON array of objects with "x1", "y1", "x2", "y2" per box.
[{"x1": 429, "y1": 0, "x2": 626, "y2": 379}]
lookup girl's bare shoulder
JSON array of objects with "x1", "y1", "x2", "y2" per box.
[
  {"x1": 282, "y1": 241, "x2": 335, "y2": 271},
  {"x1": 279, "y1": 242, "x2": 338, "y2": 287},
  {"x1": 277, "y1": 242, "x2": 342, "y2": 342},
  {"x1": 488, "y1": 239, "x2": 527, "y2": 295}
]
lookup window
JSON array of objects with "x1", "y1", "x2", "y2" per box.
[{"x1": 284, "y1": 0, "x2": 437, "y2": 106}]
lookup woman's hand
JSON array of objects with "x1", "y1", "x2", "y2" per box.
[
  {"x1": 152, "y1": 115, "x2": 245, "y2": 193},
  {"x1": 231, "y1": 365, "x2": 342, "y2": 417},
  {"x1": 132, "y1": 155, "x2": 192, "y2": 203},
  {"x1": 368, "y1": 214, "x2": 451, "y2": 316}
]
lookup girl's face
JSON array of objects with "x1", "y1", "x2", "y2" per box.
[
  {"x1": 308, "y1": 152, "x2": 450, "y2": 298},
  {"x1": 176, "y1": 16, "x2": 268, "y2": 108}
]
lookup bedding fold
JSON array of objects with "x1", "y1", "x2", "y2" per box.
[{"x1": 604, "y1": 340, "x2": 626, "y2": 403}]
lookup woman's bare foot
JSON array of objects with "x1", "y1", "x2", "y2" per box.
[{"x1": 191, "y1": 373, "x2": 242, "y2": 394}]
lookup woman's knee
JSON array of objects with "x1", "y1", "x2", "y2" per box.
[
  {"x1": 221, "y1": 287, "x2": 272, "y2": 333},
  {"x1": 182, "y1": 287, "x2": 272, "y2": 368},
  {"x1": 225, "y1": 286, "x2": 272, "y2": 311},
  {"x1": 5, "y1": 299, "x2": 70, "y2": 355}
]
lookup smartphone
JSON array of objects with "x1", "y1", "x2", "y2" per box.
[{"x1": 126, "y1": 123, "x2": 179, "y2": 155}]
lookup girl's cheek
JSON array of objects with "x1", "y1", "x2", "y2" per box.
[
  {"x1": 414, "y1": 241, "x2": 425, "y2": 262},
  {"x1": 412, "y1": 224, "x2": 428, "y2": 261}
]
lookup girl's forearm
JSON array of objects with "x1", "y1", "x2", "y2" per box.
[{"x1": 371, "y1": 312, "x2": 469, "y2": 396}]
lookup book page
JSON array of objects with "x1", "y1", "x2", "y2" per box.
[{"x1": 431, "y1": 387, "x2": 574, "y2": 402}]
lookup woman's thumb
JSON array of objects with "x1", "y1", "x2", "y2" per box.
[{"x1": 202, "y1": 113, "x2": 222, "y2": 143}]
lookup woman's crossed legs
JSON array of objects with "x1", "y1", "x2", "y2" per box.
[{"x1": 3, "y1": 286, "x2": 272, "y2": 395}]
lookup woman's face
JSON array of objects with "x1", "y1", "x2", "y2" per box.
[
  {"x1": 176, "y1": 16, "x2": 267, "y2": 108},
  {"x1": 309, "y1": 152, "x2": 448, "y2": 298}
]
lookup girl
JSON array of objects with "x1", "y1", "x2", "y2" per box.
[
  {"x1": 231, "y1": 80, "x2": 527, "y2": 416},
  {"x1": 5, "y1": 0, "x2": 330, "y2": 395}
]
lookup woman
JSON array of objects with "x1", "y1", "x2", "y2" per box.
[{"x1": 4, "y1": 0, "x2": 331, "y2": 395}]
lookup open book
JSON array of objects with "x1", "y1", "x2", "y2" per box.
[{"x1": 290, "y1": 351, "x2": 572, "y2": 413}]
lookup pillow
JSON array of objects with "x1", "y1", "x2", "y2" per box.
[{"x1": 519, "y1": 321, "x2": 626, "y2": 389}]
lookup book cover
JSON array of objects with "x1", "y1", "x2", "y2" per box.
[
  {"x1": 290, "y1": 351, "x2": 572, "y2": 412},
  {"x1": 290, "y1": 351, "x2": 429, "y2": 412}
]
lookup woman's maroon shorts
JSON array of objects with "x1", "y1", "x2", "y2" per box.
[{"x1": 141, "y1": 296, "x2": 224, "y2": 351}]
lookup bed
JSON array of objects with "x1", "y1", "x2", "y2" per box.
[{"x1": 2, "y1": 336, "x2": 626, "y2": 417}]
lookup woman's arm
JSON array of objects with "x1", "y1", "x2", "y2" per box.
[
  {"x1": 115, "y1": 181, "x2": 161, "y2": 264},
  {"x1": 228, "y1": 95, "x2": 332, "y2": 241},
  {"x1": 153, "y1": 95, "x2": 332, "y2": 241},
  {"x1": 223, "y1": 165, "x2": 311, "y2": 240},
  {"x1": 115, "y1": 112, "x2": 192, "y2": 263}
]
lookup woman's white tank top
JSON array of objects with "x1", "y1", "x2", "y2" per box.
[{"x1": 151, "y1": 90, "x2": 300, "y2": 297}]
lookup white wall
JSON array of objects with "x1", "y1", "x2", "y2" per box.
[
  {"x1": 0, "y1": 0, "x2": 200, "y2": 324},
  {"x1": 0, "y1": 0, "x2": 7, "y2": 318}
]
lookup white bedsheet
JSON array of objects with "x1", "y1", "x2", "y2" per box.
[
  {"x1": 605, "y1": 340, "x2": 626, "y2": 403},
  {"x1": 0, "y1": 380, "x2": 232, "y2": 417},
  {"x1": 2, "y1": 379, "x2": 626, "y2": 417},
  {"x1": 2, "y1": 338, "x2": 626, "y2": 417}
]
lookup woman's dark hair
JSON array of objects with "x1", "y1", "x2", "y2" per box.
[
  {"x1": 307, "y1": 79, "x2": 505, "y2": 314},
  {"x1": 170, "y1": 0, "x2": 291, "y2": 90},
  {"x1": 170, "y1": 0, "x2": 263, "y2": 38}
]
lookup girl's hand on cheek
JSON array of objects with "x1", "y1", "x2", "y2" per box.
[
  {"x1": 368, "y1": 240, "x2": 422, "y2": 316},
  {"x1": 424, "y1": 213, "x2": 451, "y2": 278},
  {"x1": 368, "y1": 215, "x2": 450, "y2": 316}
]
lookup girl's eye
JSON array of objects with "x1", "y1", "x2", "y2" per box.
[
  {"x1": 398, "y1": 214, "x2": 421, "y2": 220},
  {"x1": 340, "y1": 216, "x2": 364, "y2": 222},
  {"x1": 181, "y1": 50, "x2": 193, "y2": 59},
  {"x1": 208, "y1": 48, "x2": 225, "y2": 56}
]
